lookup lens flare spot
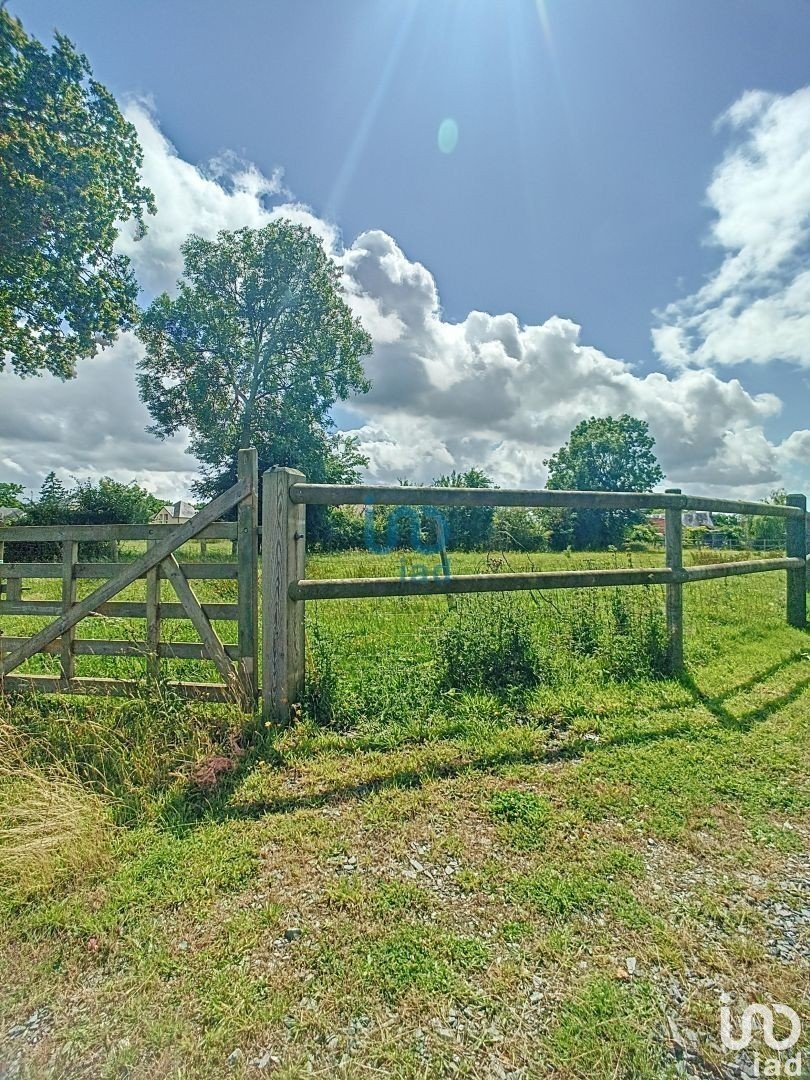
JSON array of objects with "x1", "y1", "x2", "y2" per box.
[{"x1": 437, "y1": 117, "x2": 459, "y2": 154}]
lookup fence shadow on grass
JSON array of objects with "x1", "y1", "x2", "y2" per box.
[
  {"x1": 682, "y1": 669, "x2": 807, "y2": 738},
  {"x1": 154, "y1": 646, "x2": 810, "y2": 827},
  {"x1": 677, "y1": 650, "x2": 810, "y2": 732}
]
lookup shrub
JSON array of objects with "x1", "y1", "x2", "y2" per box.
[
  {"x1": 436, "y1": 596, "x2": 540, "y2": 693},
  {"x1": 7, "y1": 473, "x2": 163, "y2": 562},
  {"x1": 492, "y1": 507, "x2": 549, "y2": 551},
  {"x1": 562, "y1": 589, "x2": 668, "y2": 681},
  {"x1": 623, "y1": 523, "x2": 660, "y2": 550},
  {"x1": 308, "y1": 506, "x2": 365, "y2": 552}
]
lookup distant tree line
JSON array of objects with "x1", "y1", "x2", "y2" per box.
[
  {"x1": 313, "y1": 416, "x2": 666, "y2": 553},
  {"x1": 0, "y1": 420, "x2": 794, "y2": 558},
  {"x1": 1, "y1": 473, "x2": 163, "y2": 561}
]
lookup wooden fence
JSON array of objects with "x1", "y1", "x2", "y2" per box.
[
  {"x1": 0, "y1": 449, "x2": 258, "y2": 706},
  {"x1": 261, "y1": 469, "x2": 808, "y2": 721},
  {"x1": 1, "y1": 460, "x2": 807, "y2": 721}
]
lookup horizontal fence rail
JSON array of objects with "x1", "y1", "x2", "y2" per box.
[
  {"x1": 0, "y1": 562, "x2": 238, "y2": 580},
  {"x1": 260, "y1": 470, "x2": 809, "y2": 723},
  {"x1": 0, "y1": 600, "x2": 239, "y2": 620},
  {"x1": 0, "y1": 638, "x2": 240, "y2": 660},
  {"x1": 289, "y1": 483, "x2": 807, "y2": 519},
  {"x1": 289, "y1": 558, "x2": 806, "y2": 602},
  {"x1": 0, "y1": 522, "x2": 238, "y2": 542}
]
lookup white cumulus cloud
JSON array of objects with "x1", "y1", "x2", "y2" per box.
[
  {"x1": 340, "y1": 230, "x2": 787, "y2": 493},
  {"x1": 1, "y1": 100, "x2": 807, "y2": 501},
  {"x1": 653, "y1": 86, "x2": 810, "y2": 371}
]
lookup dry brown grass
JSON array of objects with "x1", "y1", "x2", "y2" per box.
[{"x1": 0, "y1": 723, "x2": 116, "y2": 900}]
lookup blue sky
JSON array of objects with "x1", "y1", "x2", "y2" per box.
[{"x1": 3, "y1": 0, "x2": 810, "y2": 498}]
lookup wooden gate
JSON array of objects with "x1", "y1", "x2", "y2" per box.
[{"x1": 0, "y1": 449, "x2": 258, "y2": 707}]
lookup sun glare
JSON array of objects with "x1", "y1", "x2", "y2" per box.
[
  {"x1": 534, "y1": 0, "x2": 553, "y2": 45},
  {"x1": 437, "y1": 117, "x2": 460, "y2": 154}
]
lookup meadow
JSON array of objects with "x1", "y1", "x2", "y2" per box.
[{"x1": 0, "y1": 545, "x2": 808, "y2": 1078}]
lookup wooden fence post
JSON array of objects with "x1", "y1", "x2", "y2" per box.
[
  {"x1": 664, "y1": 488, "x2": 684, "y2": 674},
  {"x1": 786, "y1": 493, "x2": 807, "y2": 629},
  {"x1": 262, "y1": 467, "x2": 306, "y2": 723},
  {"x1": 145, "y1": 540, "x2": 161, "y2": 680},
  {"x1": 237, "y1": 448, "x2": 259, "y2": 707},
  {"x1": 2, "y1": 537, "x2": 21, "y2": 601},
  {"x1": 60, "y1": 540, "x2": 78, "y2": 682},
  {"x1": 0, "y1": 539, "x2": 18, "y2": 602}
]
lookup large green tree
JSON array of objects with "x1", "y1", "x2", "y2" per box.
[
  {"x1": 136, "y1": 222, "x2": 372, "y2": 504},
  {"x1": 544, "y1": 415, "x2": 664, "y2": 549},
  {"x1": 0, "y1": 9, "x2": 155, "y2": 377}
]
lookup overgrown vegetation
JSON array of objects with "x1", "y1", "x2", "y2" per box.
[
  {"x1": 0, "y1": 752, "x2": 116, "y2": 901},
  {"x1": 301, "y1": 561, "x2": 672, "y2": 732},
  {"x1": 1, "y1": 552, "x2": 807, "y2": 1078},
  {"x1": 437, "y1": 595, "x2": 541, "y2": 693}
]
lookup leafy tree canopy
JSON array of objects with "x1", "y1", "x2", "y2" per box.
[
  {"x1": 0, "y1": 9, "x2": 155, "y2": 377},
  {"x1": 545, "y1": 415, "x2": 664, "y2": 494},
  {"x1": 433, "y1": 467, "x2": 495, "y2": 551},
  {"x1": 0, "y1": 481, "x2": 25, "y2": 508},
  {"x1": 544, "y1": 415, "x2": 664, "y2": 550},
  {"x1": 136, "y1": 222, "x2": 372, "y2": 502},
  {"x1": 23, "y1": 473, "x2": 163, "y2": 526}
]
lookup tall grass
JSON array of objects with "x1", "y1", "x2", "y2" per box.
[
  {"x1": 436, "y1": 595, "x2": 541, "y2": 693},
  {"x1": 1, "y1": 681, "x2": 243, "y2": 824},
  {"x1": 563, "y1": 587, "x2": 669, "y2": 681},
  {"x1": 302, "y1": 581, "x2": 673, "y2": 731},
  {"x1": 0, "y1": 723, "x2": 116, "y2": 901}
]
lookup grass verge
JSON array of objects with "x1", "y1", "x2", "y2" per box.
[{"x1": 0, "y1": 551, "x2": 807, "y2": 1077}]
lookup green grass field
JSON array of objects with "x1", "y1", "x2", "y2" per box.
[{"x1": 1, "y1": 548, "x2": 808, "y2": 1078}]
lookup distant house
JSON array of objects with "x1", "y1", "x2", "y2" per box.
[
  {"x1": 0, "y1": 506, "x2": 24, "y2": 524},
  {"x1": 683, "y1": 510, "x2": 714, "y2": 529},
  {"x1": 647, "y1": 510, "x2": 714, "y2": 535},
  {"x1": 151, "y1": 500, "x2": 196, "y2": 525}
]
